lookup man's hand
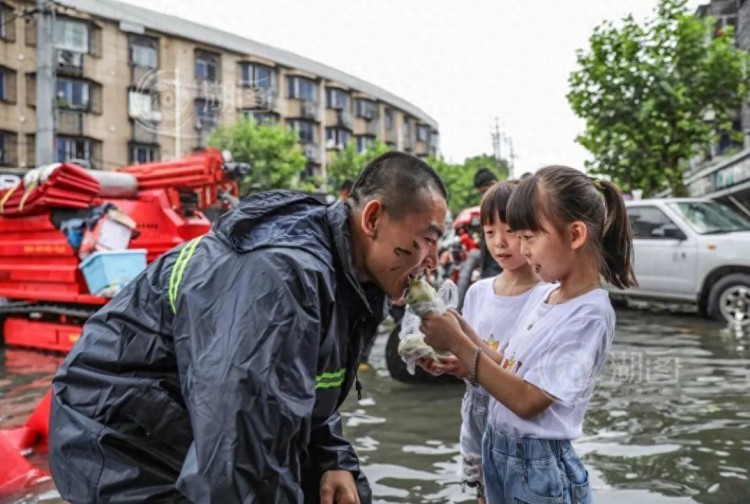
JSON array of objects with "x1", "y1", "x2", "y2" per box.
[
  {"x1": 320, "y1": 470, "x2": 360, "y2": 504},
  {"x1": 417, "y1": 356, "x2": 468, "y2": 378}
]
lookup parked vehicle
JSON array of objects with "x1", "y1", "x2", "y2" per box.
[{"x1": 609, "y1": 198, "x2": 750, "y2": 325}]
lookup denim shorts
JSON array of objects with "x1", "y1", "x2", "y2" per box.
[
  {"x1": 482, "y1": 424, "x2": 592, "y2": 504},
  {"x1": 460, "y1": 386, "x2": 489, "y2": 495}
]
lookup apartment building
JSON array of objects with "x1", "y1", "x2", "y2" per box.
[{"x1": 0, "y1": 0, "x2": 439, "y2": 178}]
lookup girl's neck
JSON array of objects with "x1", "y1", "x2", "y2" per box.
[
  {"x1": 494, "y1": 265, "x2": 539, "y2": 296},
  {"x1": 552, "y1": 260, "x2": 601, "y2": 304}
]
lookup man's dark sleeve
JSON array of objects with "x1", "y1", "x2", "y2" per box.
[
  {"x1": 308, "y1": 413, "x2": 372, "y2": 503},
  {"x1": 173, "y1": 249, "x2": 327, "y2": 503}
]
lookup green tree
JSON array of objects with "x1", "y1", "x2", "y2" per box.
[
  {"x1": 568, "y1": 0, "x2": 750, "y2": 196},
  {"x1": 428, "y1": 155, "x2": 506, "y2": 215},
  {"x1": 326, "y1": 139, "x2": 392, "y2": 195},
  {"x1": 209, "y1": 117, "x2": 307, "y2": 195}
]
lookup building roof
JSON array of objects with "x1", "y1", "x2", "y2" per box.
[{"x1": 59, "y1": 0, "x2": 439, "y2": 130}]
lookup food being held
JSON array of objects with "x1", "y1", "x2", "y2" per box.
[
  {"x1": 405, "y1": 277, "x2": 439, "y2": 316},
  {"x1": 397, "y1": 333, "x2": 439, "y2": 372}
]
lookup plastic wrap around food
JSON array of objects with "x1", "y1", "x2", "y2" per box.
[{"x1": 397, "y1": 279, "x2": 458, "y2": 374}]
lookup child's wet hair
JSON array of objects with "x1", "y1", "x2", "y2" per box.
[
  {"x1": 507, "y1": 166, "x2": 637, "y2": 289},
  {"x1": 480, "y1": 180, "x2": 519, "y2": 226}
]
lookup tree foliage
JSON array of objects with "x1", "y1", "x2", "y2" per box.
[
  {"x1": 568, "y1": 0, "x2": 750, "y2": 196},
  {"x1": 209, "y1": 117, "x2": 308, "y2": 195},
  {"x1": 325, "y1": 139, "x2": 392, "y2": 195},
  {"x1": 428, "y1": 155, "x2": 507, "y2": 215}
]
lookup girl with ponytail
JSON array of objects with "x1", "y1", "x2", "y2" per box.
[{"x1": 420, "y1": 166, "x2": 636, "y2": 504}]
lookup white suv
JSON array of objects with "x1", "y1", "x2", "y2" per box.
[{"x1": 611, "y1": 198, "x2": 750, "y2": 325}]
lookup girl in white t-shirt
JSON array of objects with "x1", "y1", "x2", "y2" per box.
[
  {"x1": 424, "y1": 181, "x2": 541, "y2": 502},
  {"x1": 420, "y1": 166, "x2": 637, "y2": 504}
]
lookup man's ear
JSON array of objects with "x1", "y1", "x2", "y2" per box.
[
  {"x1": 570, "y1": 221, "x2": 588, "y2": 250},
  {"x1": 361, "y1": 200, "x2": 383, "y2": 239}
]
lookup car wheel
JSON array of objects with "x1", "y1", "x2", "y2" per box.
[
  {"x1": 385, "y1": 323, "x2": 458, "y2": 384},
  {"x1": 708, "y1": 273, "x2": 750, "y2": 326}
]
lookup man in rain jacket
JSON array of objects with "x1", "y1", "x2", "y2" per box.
[{"x1": 49, "y1": 152, "x2": 448, "y2": 503}]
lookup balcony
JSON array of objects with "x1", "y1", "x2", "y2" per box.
[
  {"x1": 365, "y1": 119, "x2": 379, "y2": 136},
  {"x1": 132, "y1": 121, "x2": 159, "y2": 144},
  {"x1": 197, "y1": 80, "x2": 223, "y2": 103},
  {"x1": 56, "y1": 49, "x2": 84, "y2": 78},
  {"x1": 303, "y1": 142, "x2": 321, "y2": 164},
  {"x1": 301, "y1": 100, "x2": 318, "y2": 120},
  {"x1": 131, "y1": 65, "x2": 159, "y2": 90},
  {"x1": 337, "y1": 110, "x2": 353, "y2": 130},
  {"x1": 55, "y1": 109, "x2": 86, "y2": 136}
]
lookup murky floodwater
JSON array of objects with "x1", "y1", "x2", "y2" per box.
[{"x1": 1, "y1": 308, "x2": 749, "y2": 504}]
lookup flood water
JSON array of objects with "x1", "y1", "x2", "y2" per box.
[{"x1": 1, "y1": 307, "x2": 749, "y2": 503}]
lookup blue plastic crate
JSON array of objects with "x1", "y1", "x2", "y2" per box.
[{"x1": 79, "y1": 249, "x2": 147, "y2": 297}]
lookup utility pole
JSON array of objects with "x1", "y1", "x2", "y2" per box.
[
  {"x1": 35, "y1": 0, "x2": 56, "y2": 166},
  {"x1": 491, "y1": 117, "x2": 503, "y2": 175},
  {"x1": 491, "y1": 118, "x2": 517, "y2": 179}
]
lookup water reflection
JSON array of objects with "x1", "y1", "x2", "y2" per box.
[{"x1": 0, "y1": 308, "x2": 748, "y2": 503}]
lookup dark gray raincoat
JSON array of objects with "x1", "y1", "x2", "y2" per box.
[{"x1": 49, "y1": 191, "x2": 387, "y2": 503}]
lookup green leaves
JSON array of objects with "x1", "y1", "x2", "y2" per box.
[
  {"x1": 326, "y1": 139, "x2": 392, "y2": 196},
  {"x1": 209, "y1": 117, "x2": 307, "y2": 195},
  {"x1": 568, "y1": 0, "x2": 750, "y2": 196},
  {"x1": 428, "y1": 154, "x2": 507, "y2": 215}
]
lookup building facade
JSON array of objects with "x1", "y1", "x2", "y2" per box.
[{"x1": 0, "y1": 0, "x2": 439, "y2": 177}]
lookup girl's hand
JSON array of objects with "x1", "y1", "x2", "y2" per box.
[
  {"x1": 420, "y1": 311, "x2": 465, "y2": 353},
  {"x1": 433, "y1": 355, "x2": 469, "y2": 378},
  {"x1": 446, "y1": 309, "x2": 483, "y2": 344},
  {"x1": 416, "y1": 356, "x2": 468, "y2": 378},
  {"x1": 416, "y1": 357, "x2": 445, "y2": 376}
]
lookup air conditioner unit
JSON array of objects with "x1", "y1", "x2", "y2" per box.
[{"x1": 57, "y1": 49, "x2": 83, "y2": 69}]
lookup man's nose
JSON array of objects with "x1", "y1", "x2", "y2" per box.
[{"x1": 423, "y1": 245, "x2": 439, "y2": 271}]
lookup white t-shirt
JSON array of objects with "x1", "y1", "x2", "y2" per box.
[
  {"x1": 462, "y1": 277, "x2": 547, "y2": 395},
  {"x1": 462, "y1": 278, "x2": 542, "y2": 398},
  {"x1": 488, "y1": 283, "x2": 615, "y2": 439}
]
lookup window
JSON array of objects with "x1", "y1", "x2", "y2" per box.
[
  {"x1": 384, "y1": 108, "x2": 393, "y2": 130},
  {"x1": 0, "y1": 132, "x2": 5, "y2": 165},
  {"x1": 130, "y1": 144, "x2": 159, "y2": 164},
  {"x1": 129, "y1": 36, "x2": 158, "y2": 69},
  {"x1": 289, "y1": 119, "x2": 317, "y2": 143},
  {"x1": 0, "y1": 68, "x2": 5, "y2": 101},
  {"x1": 128, "y1": 90, "x2": 159, "y2": 121},
  {"x1": 356, "y1": 135, "x2": 374, "y2": 153},
  {"x1": 54, "y1": 19, "x2": 89, "y2": 53},
  {"x1": 627, "y1": 207, "x2": 679, "y2": 239},
  {"x1": 56, "y1": 136, "x2": 91, "y2": 163},
  {"x1": 417, "y1": 124, "x2": 430, "y2": 142},
  {"x1": 240, "y1": 63, "x2": 274, "y2": 89},
  {"x1": 288, "y1": 76, "x2": 316, "y2": 101},
  {"x1": 403, "y1": 118, "x2": 411, "y2": 136},
  {"x1": 0, "y1": 5, "x2": 7, "y2": 40},
  {"x1": 325, "y1": 127, "x2": 350, "y2": 149},
  {"x1": 242, "y1": 110, "x2": 276, "y2": 124},
  {"x1": 55, "y1": 78, "x2": 90, "y2": 110},
  {"x1": 326, "y1": 88, "x2": 350, "y2": 110},
  {"x1": 667, "y1": 201, "x2": 750, "y2": 234},
  {"x1": 195, "y1": 50, "x2": 219, "y2": 82},
  {"x1": 355, "y1": 99, "x2": 377, "y2": 119},
  {"x1": 194, "y1": 99, "x2": 219, "y2": 129}
]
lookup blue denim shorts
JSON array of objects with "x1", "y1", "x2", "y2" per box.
[{"x1": 482, "y1": 424, "x2": 592, "y2": 504}]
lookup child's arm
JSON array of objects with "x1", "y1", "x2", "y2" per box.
[
  {"x1": 450, "y1": 334, "x2": 553, "y2": 419},
  {"x1": 447, "y1": 309, "x2": 503, "y2": 365},
  {"x1": 421, "y1": 311, "x2": 553, "y2": 420}
]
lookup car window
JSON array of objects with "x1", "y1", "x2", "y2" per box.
[
  {"x1": 667, "y1": 201, "x2": 750, "y2": 234},
  {"x1": 627, "y1": 206, "x2": 678, "y2": 240}
]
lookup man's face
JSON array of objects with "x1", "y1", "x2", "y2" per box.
[{"x1": 362, "y1": 194, "x2": 447, "y2": 300}]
